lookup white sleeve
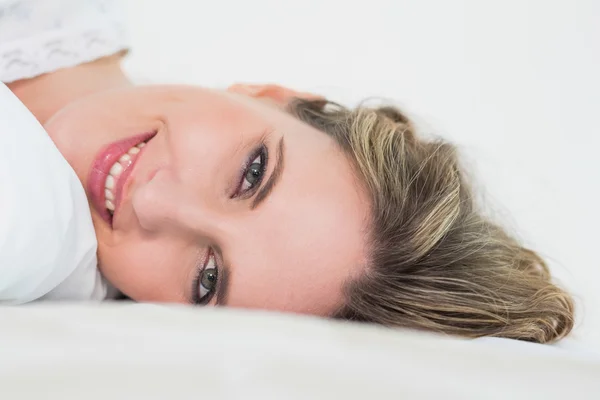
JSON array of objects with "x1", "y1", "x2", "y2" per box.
[
  {"x1": 0, "y1": 0, "x2": 128, "y2": 83},
  {"x1": 0, "y1": 82, "x2": 106, "y2": 303}
]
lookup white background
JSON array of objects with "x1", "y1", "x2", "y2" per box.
[{"x1": 122, "y1": 0, "x2": 600, "y2": 349}]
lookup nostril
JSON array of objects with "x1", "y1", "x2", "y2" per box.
[{"x1": 146, "y1": 167, "x2": 161, "y2": 184}]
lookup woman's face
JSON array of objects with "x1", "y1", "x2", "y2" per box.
[{"x1": 44, "y1": 85, "x2": 369, "y2": 315}]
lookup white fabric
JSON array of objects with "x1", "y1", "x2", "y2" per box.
[
  {"x1": 0, "y1": 0, "x2": 128, "y2": 82},
  {"x1": 0, "y1": 82, "x2": 105, "y2": 303},
  {"x1": 1, "y1": 304, "x2": 598, "y2": 399}
]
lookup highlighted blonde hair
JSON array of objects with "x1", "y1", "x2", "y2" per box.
[{"x1": 290, "y1": 98, "x2": 574, "y2": 343}]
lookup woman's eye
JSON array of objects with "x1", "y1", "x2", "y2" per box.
[
  {"x1": 240, "y1": 149, "x2": 266, "y2": 193},
  {"x1": 197, "y1": 254, "x2": 218, "y2": 304}
]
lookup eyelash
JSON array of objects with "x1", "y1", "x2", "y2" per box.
[
  {"x1": 233, "y1": 144, "x2": 268, "y2": 198},
  {"x1": 192, "y1": 250, "x2": 218, "y2": 305},
  {"x1": 192, "y1": 144, "x2": 269, "y2": 305}
]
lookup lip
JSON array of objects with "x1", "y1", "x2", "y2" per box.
[{"x1": 88, "y1": 131, "x2": 156, "y2": 227}]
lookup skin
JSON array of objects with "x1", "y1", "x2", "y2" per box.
[{"x1": 9, "y1": 57, "x2": 370, "y2": 315}]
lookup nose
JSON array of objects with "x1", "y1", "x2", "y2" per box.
[{"x1": 131, "y1": 168, "x2": 221, "y2": 239}]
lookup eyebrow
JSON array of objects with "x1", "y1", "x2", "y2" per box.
[
  {"x1": 251, "y1": 137, "x2": 285, "y2": 210},
  {"x1": 215, "y1": 138, "x2": 284, "y2": 306},
  {"x1": 215, "y1": 261, "x2": 230, "y2": 306}
]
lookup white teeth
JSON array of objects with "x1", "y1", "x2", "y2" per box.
[
  {"x1": 105, "y1": 175, "x2": 115, "y2": 190},
  {"x1": 103, "y1": 140, "x2": 148, "y2": 215},
  {"x1": 109, "y1": 162, "x2": 123, "y2": 176}
]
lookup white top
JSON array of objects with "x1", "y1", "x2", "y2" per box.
[
  {"x1": 0, "y1": 0, "x2": 128, "y2": 82},
  {"x1": 0, "y1": 82, "x2": 106, "y2": 303},
  {"x1": 0, "y1": 0, "x2": 116, "y2": 302}
]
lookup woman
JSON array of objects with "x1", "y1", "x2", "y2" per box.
[{"x1": 1, "y1": 0, "x2": 574, "y2": 342}]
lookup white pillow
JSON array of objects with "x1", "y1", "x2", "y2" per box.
[
  {"x1": 0, "y1": 82, "x2": 105, "y2": 303},
  {"x1": 1, "y1": 304, "x2": 598, "y2": 399}
]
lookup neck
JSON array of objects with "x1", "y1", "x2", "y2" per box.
[{"x1": 7, "y1": 53, "x2": 132, "y2": 125}]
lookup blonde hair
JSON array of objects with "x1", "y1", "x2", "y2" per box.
[{"x1": 289, "y1": 98, "x2": 574, "y2": 343}]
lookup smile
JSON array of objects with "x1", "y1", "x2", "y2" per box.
[
  {"x1": 88, "y1": 131, "x2": 156, "y2": 226},
  {"x1": 104, "y1": 141, "x2": 146, "y2": 214}
]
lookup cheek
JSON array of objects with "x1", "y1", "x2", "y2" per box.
[
  {"x1": 44, "y1": 97, "x2": 161, "y2": 184},
  {"x1": 168, "y1": 116, "x2": 232, "y2": 160},
  {"x1": 164, "y1": 100, "x2": 266, "y2": 166},
  {"x1": 98, "y1": 237, "x2": 197, "y2": 302}
]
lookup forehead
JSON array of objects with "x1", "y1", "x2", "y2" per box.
[{"x1": 222, "y1": 93, "x2": 371, "y2": 315}]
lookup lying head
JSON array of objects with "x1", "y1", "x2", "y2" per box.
[
  {"x1": 294, "y1": 98, "x2": 575, "y2": 343},
  {"x1": 45, "y1": 84, "x2": 574, "y2": 343}
]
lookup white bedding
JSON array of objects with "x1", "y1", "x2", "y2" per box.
[
  {"x1": 1, "y1": 304, "x2": 598, "y2": 399},
  {"x1": 0, "y1": 83, "x2": 104, "y2": 303}
]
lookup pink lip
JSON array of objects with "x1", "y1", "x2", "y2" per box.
[{"x1": 88, "y1": 132, "x2": 156, "y2": 227}]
